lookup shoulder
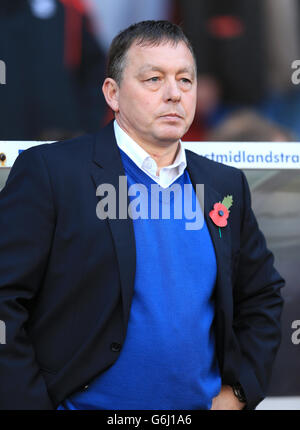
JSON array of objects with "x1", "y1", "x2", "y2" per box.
[
  {"x1": 7, "y1": 133, "x2": 97, "y2": 191},
  {"x1": 21, "y1": 132, "x2": 95, "y2": 162},
  {"x1": 20, "y1": 122, "x2": 115, "y2": 165}
]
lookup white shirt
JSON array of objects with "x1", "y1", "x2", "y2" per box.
[{"x1": 113, "y1": 120, "x2": 187, "y2": 189}]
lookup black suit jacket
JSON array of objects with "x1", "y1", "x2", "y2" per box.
[{"x1": 0, "y1": 122, "x2": 284, "y2": 409}]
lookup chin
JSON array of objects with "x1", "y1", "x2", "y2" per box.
[{"x1": 156, "y1": 125, "x2": 185, "y2": 142}]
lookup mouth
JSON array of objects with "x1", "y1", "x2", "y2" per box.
[{"x1": 160, "y1": 113, "x2": 184, "y2": 120}]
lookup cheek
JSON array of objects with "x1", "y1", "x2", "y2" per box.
[
  {"x1": 122, "y1": 89, "x2": 154, "y2": 114},
  {"x1": 184, "y1": 95, "x2": 197, "y2": 118},
  {"x1": 134, "y1": 97, "x2": 160, "y2": 123},
  {"x1": 119, "y1": 98, "x2": 140, "y2": 122}
]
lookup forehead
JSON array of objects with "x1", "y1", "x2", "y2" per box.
[{"x1": 125, "y1": 40, "x2": 196, "y2": 75}]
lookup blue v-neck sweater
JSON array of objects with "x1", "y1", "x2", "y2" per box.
[{"x1": 58, "y1": 149, "x2": 221, "y2": 410}]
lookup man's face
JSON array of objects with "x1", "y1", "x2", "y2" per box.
[{"x1": 114, "y1": 40, "x2": 197, "y2": 147}]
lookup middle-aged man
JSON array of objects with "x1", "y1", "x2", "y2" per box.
[{"x1": 0, "y1": 21, "x2": 284, "y2": 410}]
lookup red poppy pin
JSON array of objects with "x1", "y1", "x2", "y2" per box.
[{"x1": 209, "y1": 195, "x2": 233, "y2": 238}]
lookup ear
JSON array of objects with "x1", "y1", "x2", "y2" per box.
[{"x1": 102, "y1": 78, "x2": 120, "y2": 113}]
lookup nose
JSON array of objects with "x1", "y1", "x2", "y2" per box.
[{"x1": 163, "y1": 78, "x2": 181, "y2": 103}]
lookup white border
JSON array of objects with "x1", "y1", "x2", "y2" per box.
[
  {"x1": 0, "y1": 141, "x2": 300, "y2": 169},
  {"x1": 183, "y1": 141, "x2": 300, "y2": 169}
]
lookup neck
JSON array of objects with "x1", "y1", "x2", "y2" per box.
[{"x1": 115, "y1": 119, "x2": 180, "y2": 172}]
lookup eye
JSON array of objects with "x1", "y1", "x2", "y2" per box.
[
  {"x1": 180, "y1": 78, "x2": 192, "y2": 84},
  {"x1": 146, "y1": 77, "x2": 160, "y2": 82}
]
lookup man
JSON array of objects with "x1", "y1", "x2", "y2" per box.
[{"x1": 0, "y1": 21, "x2": 284, "y2": 410}]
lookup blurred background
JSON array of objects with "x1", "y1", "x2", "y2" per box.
[
  {"x1": 1, "y1": 0, "x2": 300, "y2": 142},
  {"x1": 0, "y1": 0, "x2": 299, "y2": 409}
]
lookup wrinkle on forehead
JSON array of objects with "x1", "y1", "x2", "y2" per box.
[
  {"x1": 128, "y1": 42, "x2": 196, "y2": 75},
  {"x1": 138, "y1": 63, "x2": 196, "y2": 78}
]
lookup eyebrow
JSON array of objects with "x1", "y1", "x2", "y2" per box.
[{"x1": 138, "y1": 65, "x2": 195, "y2": 78}]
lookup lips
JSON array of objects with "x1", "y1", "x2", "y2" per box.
[{"x1": 160, "y1": 113, "x2": 183, "y2": 119}]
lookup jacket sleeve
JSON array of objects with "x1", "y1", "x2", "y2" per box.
[
  {"x1": 233, "y1": 170, "x2": 285, "y2": 410},
  {"x1": 0, "y1": 147, "x2": 55, "y2": 409}
]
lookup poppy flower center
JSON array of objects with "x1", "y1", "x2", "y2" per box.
[{"x1": 218, "y1": 210, "x2": 224, "y2": 216}]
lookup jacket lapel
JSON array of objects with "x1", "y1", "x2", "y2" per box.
[
  {"x1": 186, "y1": 149, "x2": 232, "y2": 267},
  {"x1": 186, "y1": 150, "x2": 233, "y2": 371},
  {"x1": 90, "y1": 123, "x2": 136, "y2": 329}
]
